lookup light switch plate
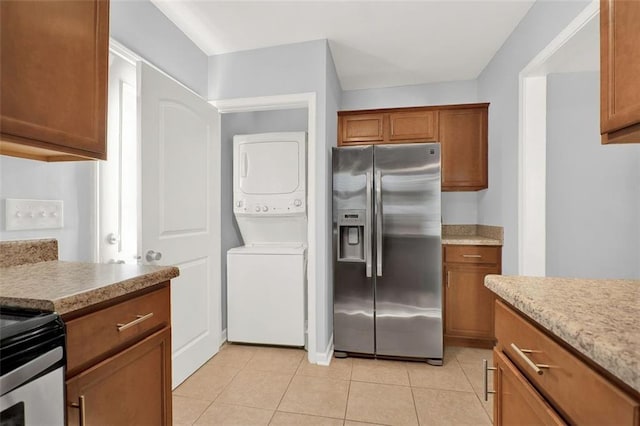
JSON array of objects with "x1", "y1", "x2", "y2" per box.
[{"x1": 5, "y1": 198, "x2": 64, "y2": 231}]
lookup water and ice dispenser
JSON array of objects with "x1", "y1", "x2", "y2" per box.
[{"x1": 337, "y1": 209, "x2": 367, "y2": 262}]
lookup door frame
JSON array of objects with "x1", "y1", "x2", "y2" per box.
[
  {"x1": 211, "y1": 94, "x2": 318, "y2": 364},
  {"x1": 517, "y1": 0, "x2": 599, "y2": 275}
]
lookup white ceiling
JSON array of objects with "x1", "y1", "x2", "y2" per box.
[{"x1": 151, "y1": 1, "x2": 535, "y2": 91}]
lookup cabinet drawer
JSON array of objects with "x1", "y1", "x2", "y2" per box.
[
  {"x1": 494, "y1": 349, "x2": 566, "y2": 425},
  {"x1": 495, "y1": 300, "x2": 639, "y2": 425},
  {"x1": 444, "y1": 245, "x2": 499, "y2": 264},
  {"x1": 66, "y1": 285, "x2": 170, "y2": 376}
]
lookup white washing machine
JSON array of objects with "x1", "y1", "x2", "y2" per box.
[
  {"x1": 227, "y1": 132, "x2": 307, "y2": 346},
  {"x1": 227, "y1": 244, "x2": 306, "y2": 346}
]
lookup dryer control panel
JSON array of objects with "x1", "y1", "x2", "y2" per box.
[{"x1": 234, "y1": 196, "x2": 306, "y2": 216}]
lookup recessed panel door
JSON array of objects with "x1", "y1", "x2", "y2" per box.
[{"x1": 140, "y1": 62, "x2": 221, "y2": 388}]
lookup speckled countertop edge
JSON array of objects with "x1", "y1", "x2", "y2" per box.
[
  {"x1": 0, "y1": 261, "x2": 179, "y2": 315},
  {"x1": 0, "y1": 239, "x2": 58, "y2": 267},
  {"x1": 442, "y1": 224, "x2": 503, "y2": 246},
  {"x1": 485, "y1": 275, "x2": 640, "y2": 394}
]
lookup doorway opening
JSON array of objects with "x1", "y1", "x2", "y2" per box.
[
  {"x1": 97, "y1": 46, "x2": 139, "y2": 264},
  {"x1": 518, "y1": 0, "x2": 599, "y2": 276}
]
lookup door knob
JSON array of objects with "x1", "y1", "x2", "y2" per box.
[
  {"x1": 106, "y1": 233, "x2": 120, "y2": 245},
  {"x1": 145, "y1": 250, "x2": 162, "y2": 262}
]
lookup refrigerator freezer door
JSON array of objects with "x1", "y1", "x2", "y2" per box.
[
  {"x1": 373, "y1": 143, "x2": 442, "y2": 360},
  {"x1": 333, "y1": 145, "x2": 375, "y2": 355}
]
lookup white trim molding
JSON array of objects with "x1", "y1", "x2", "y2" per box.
[
  {"x1": 315, "y1": 333, "x2": 334, "y2": 366},
  {"x1": 210, "y1": 92, "x2": 320, "y2": 365},
  {"x1": 517, "y1": 0, "x2": 599, "y2": 276}
]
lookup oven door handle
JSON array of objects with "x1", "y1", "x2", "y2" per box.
[{"x1": 0, "y1": 346, "x2": 63, "y2": 395}]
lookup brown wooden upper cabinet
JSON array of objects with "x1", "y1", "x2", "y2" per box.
[
  {"x1": 0, "y1": 0, "x2": 110, "y2": 161},
  {"x1": 338, "y1": 103, "x2": 489, "y2": 191},
  {"x1": 340, "y1": 113, "x2": 385, "y2": 144},
  {"x1": 600, "y1": 0, "x2": 640, "y2": 144},
  {"x1": 389, "y1": 110, "x2": 438, "y2": 142},
  {"x1": 439, "y1": 107, "x2": 488, "y2": 190}
]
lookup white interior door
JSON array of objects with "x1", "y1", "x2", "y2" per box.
[{"x1": 139, "y1": 62, "x2": 221, "y2": 388}]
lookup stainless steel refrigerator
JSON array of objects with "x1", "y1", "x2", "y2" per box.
[{"x1": 332, "y1": 143, "x2": 442, "y2": 365}]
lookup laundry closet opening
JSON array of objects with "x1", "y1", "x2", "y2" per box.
[{"x1": 220, "y1": 109, "x2": 309, "y2": 344}]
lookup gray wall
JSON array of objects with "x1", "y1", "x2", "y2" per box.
[
  {"x1": 477, "y1": 0, "x2": 592, "y2": 274},
  {"x1": 220, "y1": 109, "x2": 309, "y2": 331},
  {"x1": 209, "y1": 40, "x2": 326, "y2": 100},
  {"x1": 0, "y1": 0, "x2": 208, "y2": 261},
  {"x1": 209, "y1": 39, "x2": 337, "y2": 355},
  {"x1": 341, "y1": 79, "x2": 478, "y2": 110},
  {"x1": 546, "y1": 72, "x2": 640, "y2": 279},
  {"x1": 110, "y1": 0, "x2": 208, "y2": 96},
  {"x1": 340, "y1": 79, "x2": 480, "y2": 225},
  {"x1": 0, "y1": 157, "x2": 96, "y2": 261}
]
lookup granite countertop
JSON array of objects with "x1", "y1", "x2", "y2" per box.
[
  {"x1": 485, "y1": 275, "x2": 640, "y2": 394},
  {"x1": 442, "y1": 224, "x2": 503, "y2": 246},
  {"x1": 0, "y1": 239, "x2": 179, "y2": 315}
]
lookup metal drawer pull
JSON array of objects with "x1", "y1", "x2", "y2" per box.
[
  {"x1": 70, "y1": 395, "x2": 86, "y2": 426},
  {"x1": 510, "y1": 343, "x2": 549, "y2": 375},
  {"x1": 462, "y1": 254, "x2": 482, "y2": 258},
  {"x1": 483, "y1": 359, "x2": 496, "y2": 401},
  {"x1": 117, "y1": 312, "x2": 154, "y2": 332}
]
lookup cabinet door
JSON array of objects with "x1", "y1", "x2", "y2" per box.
[
  {"x1": 494, "y1": 349, "x2": 566, "y2": 426},
  {"x1": 439, "y1": 107, "x2": 488, "y2": 190},
  {"x1": 389, "y1": 111, "x2": 438, "y2": 142},
  {"x1": 66, "y1": 328, "x2": 172, "y2": 426},
  {"x1": 0, "y1": 0, "x2": 109, "y2": 160},
  {"x1": 444, "y1": 265, "x2": 497, "y2": 342},
  {"x1": 339, "y1": 114, "x2": 385, "y2": 145},
  {"x1": 600, "y1": 0, "x2": 640, "y2": 143}
]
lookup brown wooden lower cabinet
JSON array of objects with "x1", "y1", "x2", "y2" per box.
[
  {"x1": 443, "y1": 245, "x2": 501, "y2": 348},
  {"x1": 493, "y1": 300, "x2": 640, "y2": 425},
  {"x1": 63, "y1": 283, "x2": 172, "y2": 425},
  {"x1": 66, "y1": 327, "x2": 172, "y2": 426},
  {"x1": 493, "y1": 349, "x2": 566, "y2": 425}
]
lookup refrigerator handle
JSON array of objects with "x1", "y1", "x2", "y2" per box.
[
  {"x1": 365, "y1": 171, "x2": 372, "y2": 277},
  {"x1": 375, "y1": 170, "x2": 383, "y2": 277}
]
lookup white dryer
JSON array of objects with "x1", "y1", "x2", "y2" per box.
[
  {"x1": 227, "y1": 132, "x2": 307, "y2": 346},
  {"x1": 233, "y1": 132, "x2": 307, "y2": 244}
]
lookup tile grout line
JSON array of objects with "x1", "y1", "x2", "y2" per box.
[
  {"x1": 458, "y1": 358, "x2": 494, "y2": 423},
  {"x1": 269, "y1": 353, "x2": 305, "y2": 423},
  {"x1": 190, "y1": 346, "x2": 258, "y2": 425},
  {"x1": 410, "y1": 386, "x2": 422, "y2": 426},
  {"x1": 457, "y1": 356, "x2": 494, "y2": 425}
]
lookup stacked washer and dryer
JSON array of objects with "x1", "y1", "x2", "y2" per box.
[{"x1": 227, "y1": 132, "x2": 307, "y2": 347}]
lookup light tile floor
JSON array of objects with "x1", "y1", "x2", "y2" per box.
[{"x1": 173, "y1": 345, "x2": 494, "y2": 425}]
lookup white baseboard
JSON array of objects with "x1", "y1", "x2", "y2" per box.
[
  {"x1": 220, "y1": 328, "x2": 227, "y2": 347},
  {"x1": 315, "y1": 333, "x2": 334, "y2": 366}
]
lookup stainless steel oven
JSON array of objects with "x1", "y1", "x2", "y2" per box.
[{"x1": 0, "y1": 308, "x2": 65, "y2": 426}]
